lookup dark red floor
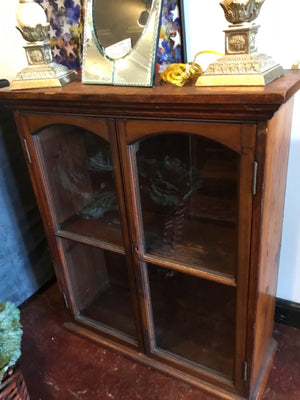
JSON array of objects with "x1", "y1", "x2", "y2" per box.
[{"x1": 20, "y1": 282, "x2": 300, "y2": 400}]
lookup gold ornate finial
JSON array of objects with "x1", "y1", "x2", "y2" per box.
[
  {"x1": 220, "y1": 0, "x2": 265, "y2": 24},
  {"x1": 196, "y1": 0, "x2": 283, "y2": 86},
  {"x1": 16, "y1": 23, "x2": 50, "y2": 42}
]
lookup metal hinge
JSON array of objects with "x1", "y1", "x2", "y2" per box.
[
  {"x1": 243, "y1": 361, "x2": 248, "y2": 381},
  {"x1": 252, "y1": 161, "x2": 258, "y2": 195},
  {"x1": 23, "y1": 138, "x2": 32, "y2": 164},
  {"x1": 62, "y1": 291, "x2": 69, "y2": 309},
  {"x1": 132, "y1": 243, "x2": 139, "y2": 256}
]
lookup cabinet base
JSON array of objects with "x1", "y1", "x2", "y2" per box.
[
  {"x1": 251, "y1": 339, "x2": 277, "y2": 400},
  {"x1": 64, "y1": 321, "x2": 275, "y2": 400}
]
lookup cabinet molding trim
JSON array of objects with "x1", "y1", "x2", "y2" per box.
[{"x1": 275, "y1": 298, "x2": 300, "y2": 328}]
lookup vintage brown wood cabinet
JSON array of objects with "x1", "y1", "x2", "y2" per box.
[{"x1": 1, "y1": 72, "x2": 300, "y2": 400}]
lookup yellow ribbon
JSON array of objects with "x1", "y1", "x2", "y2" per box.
[{"x1": 160, "y1": 50, "x2": 224, "y2": 87}]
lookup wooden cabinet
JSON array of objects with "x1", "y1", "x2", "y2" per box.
[{"x1": 1, "y1": 71, "x2": 300, "y2": 400}]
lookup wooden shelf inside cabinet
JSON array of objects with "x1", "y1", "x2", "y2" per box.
[
  {"x1": 1, "y1": 71, "x2": 300, "y2": 400},
  {"x1": 77, "y1": 284, "x2": 138, "y2": 340},
  {"x1": 56, "y1": 213, "x2": 125, "y2": 254},
  {"x1": 141, "y1": 213, "x2": 237, "y2": 283}
]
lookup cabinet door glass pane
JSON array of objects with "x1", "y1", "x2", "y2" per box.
[
  {"x1": 35, "y1": 125, "x2": 123, "y2": 248},
  {"x1": 61, "y1": 238, "x2": 137, "y2": 340},
  {"x1": 147, "y1": 264, "x2": 236, "y2": 378},
  {"x1": 135, "y1": 134, "x2": 239, "y2": 277}
]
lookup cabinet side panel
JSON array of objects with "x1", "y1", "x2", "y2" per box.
[{"x1": 250, "y1": 98, "x2": 294, "y2": 390}]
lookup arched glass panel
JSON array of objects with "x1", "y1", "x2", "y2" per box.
[{"x1": 35, "y1": 125, "x2": 123, "y2": 249}]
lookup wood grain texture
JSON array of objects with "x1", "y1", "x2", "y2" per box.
[
  {"x1": 248, "y1": 98, "x2": 295, "y2": 392},
  {"x1": 0, "y1": 71, "x2": 299, "y2": 121},
  {"x1": 1, "y1": 72, "x2": 299, "y2": 400}
]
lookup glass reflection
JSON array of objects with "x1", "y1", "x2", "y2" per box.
[
  {"x1": 135, "y1": 134, "x2": 239, "y2": 277},
  {"x1": 147, "y1": 264, "x2": 236, "y2": 378},
  {"x1": 93, "y1": 0, "x2": 153, "y2": 59},
  {"x1": 36, "y1": 125, "x2": 123, "y2": 247},
  {"x1": 62, "y1": 238, "x2": 137, "y2": 339},
  {"x1": 82, "y1": 0, "x2": 161, "y2": 86}
]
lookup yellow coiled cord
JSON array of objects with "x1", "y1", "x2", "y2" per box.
[{"x1": 160, "y1": 50, "x2": 224, "y2": 87}]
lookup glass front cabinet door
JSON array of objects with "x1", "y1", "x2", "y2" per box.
[
  {"x1": 20, "y1": 114, "x2": 143, "y2": 349},
  {"x1": 21, "y1": 114, "x2": 256, "y2": 398},
  {"x1": 118, "y1": 119, "x2": 256, "y2": 395}
]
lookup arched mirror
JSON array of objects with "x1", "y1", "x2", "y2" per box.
[{"x1": 82, "y1": 0, "x2": 162, "y2": 86}]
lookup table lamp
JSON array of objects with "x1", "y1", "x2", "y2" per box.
[
  {"x1": 196, "y1": 0, "x2": 283, "y2": 86},
  {"x1": 11, "y1": 0, "x2": 77, "y2": 90}
]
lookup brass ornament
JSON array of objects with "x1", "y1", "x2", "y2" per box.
[
  {"x1": 16, "y1": 23, "x2": 50, "y2": 42},
  {"x1": 11, "y1": 42, "x2": 78, "y2": 90},
  {"x1": 220, "y1": 0, "x2": 265, "y2": 24},
  {"x1": 11, "y1": 0, "x2": 77, "y2": 90},
  {"x1": 196, "y1": 0, "x2": 283, "y2": 86}
]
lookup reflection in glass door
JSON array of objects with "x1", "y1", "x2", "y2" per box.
[
  {"x1": 130, "y1": 131, "x2": 241, "y2": 380},
  {"x1": 61, "y1": 238, "x2": 137, "y2": 340},
  {"x1": 135, "y1": 133, "x2": 239, "y2": 278},
  {"x1": 35, "y1": 125, "x2": 123, "y2": 248},
  {"x1": 146, "y1": 264, "x2": 236, "y2": 379},
  {"x1": 34, "y1": 124, "x2": 138, "y2": 342}
]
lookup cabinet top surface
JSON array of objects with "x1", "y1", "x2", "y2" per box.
[{"x1": 1, "y1": 70, "x2": 300, "y2": 121}]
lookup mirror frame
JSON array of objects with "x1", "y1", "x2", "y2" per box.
[{"x1": 82, "y1": 0, "x2": 162, "y2": 86}]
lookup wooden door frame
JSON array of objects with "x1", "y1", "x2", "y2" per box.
[{"x1": 117, "y1": 118, "x2": 256, "y2": 395}]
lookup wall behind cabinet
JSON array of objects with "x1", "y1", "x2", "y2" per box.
[{"x1": 0, "y1": 107, "x2": 54, "y2": 305}]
